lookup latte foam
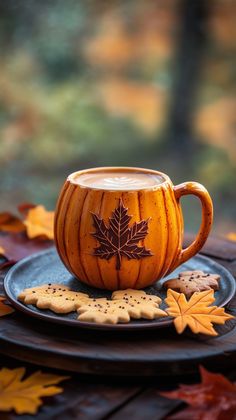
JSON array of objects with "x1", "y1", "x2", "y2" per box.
[{"x1": 72, "y1": 171, "x2": 164, "y2": 190}]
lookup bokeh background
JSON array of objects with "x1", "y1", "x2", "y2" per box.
[{"x1": 0, "y1": 0, "x2": 235, "y2": 236}]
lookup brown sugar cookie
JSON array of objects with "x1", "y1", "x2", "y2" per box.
[
  {"x1": 164, "y1": 271, "x2": 220, "y2": 297},
  {"x1": 18, "y1": 283, "x2": 90, "y2": 313}
]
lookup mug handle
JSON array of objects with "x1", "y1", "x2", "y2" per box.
[{"x1": 173, "y1": 181, "x2": 213, "y2": 267}]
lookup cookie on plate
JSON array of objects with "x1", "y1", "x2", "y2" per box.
[
  {"x1": 164, "y1": 271, "x2": 220, "y2": 297},
  {"x1": 18, "y1": 283, "x2": 90, "y2": 313},
  {"x1": 77, "y1": 299, "x2": 131, "y2": 324},
  {"x1": 77, "y1": 295, "x2": 167, "y2": 323},
  {"x1": 112, "y1": 289, "x2": 162, "y2": 305}
]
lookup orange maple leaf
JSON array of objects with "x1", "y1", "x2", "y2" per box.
[
  {"x1": 0, "y1": 296, "x2": 14, "y2": 317},
  {"x1": 165, "y1": 289, "x2": 233, "y2": 336},
  {"x1": 0, "y1": 367, "x2": 69, "y2": 414},
  {"x1": 23, "y1": 205, "x2": 54, "y2": 240}
]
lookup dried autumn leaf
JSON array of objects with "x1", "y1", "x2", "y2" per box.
[
  {"x1": 165, "y1": 289, "x2": 233, "y2": 336},
  {"x1": 227, "y1": 232, "x2": 236, "y2": 242},
  {"x1": 18, "y1": 202, "x2": 36, "y2": 216},
  {"x1": 0, "y1": 246, "x2": 5, "y2": 255},
  {"x1": 0, "y1": 212, "x2": 25, "y2": 233},
  {"x1": 0, "y1": 367, "x2": 69, "y2": 414},
  {"x1": 0, "y1": 296, "x2": 14, "y2": 316},
  {"x1": 0, "y1": 232, "x2": 53, "y2": 269},
  {"x1": 24, "y1": 205, "x2": 54, "y2": 240},
  {"x1": 161, "y1": 366, "x2": 236, "y2": 419}
]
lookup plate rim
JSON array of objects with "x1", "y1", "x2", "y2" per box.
[{"x1": 4, "y1": 247, "x2": 236, "y2": 331}]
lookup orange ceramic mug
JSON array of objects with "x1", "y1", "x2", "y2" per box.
[{"x1": 54, "y1": 167, "x2": 213, "y2": 290}]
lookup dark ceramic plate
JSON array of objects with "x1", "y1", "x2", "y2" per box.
[{"x1": 4, "y1": 248, "x2": 236, "y2": 331}]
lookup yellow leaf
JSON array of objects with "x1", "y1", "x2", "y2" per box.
[
  {"x1": 165, "y1": 289, "x2": 233, "y2": 336},
  {"x1": 0, "y1": 296, "x2": 14, "y2": 316},
  {"x1": 24, "y1": 205, "x2": 54, "y2": 240},
  {"x1": 0, "y1": 367, "x2": 69, "y2": 414},
  {"x1": 227, "y1": 232, "x2": 236, "y2": 242}
]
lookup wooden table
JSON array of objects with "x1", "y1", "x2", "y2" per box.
[{"x1": 0, "y1": 235, "x2": 236, "y2": 419}]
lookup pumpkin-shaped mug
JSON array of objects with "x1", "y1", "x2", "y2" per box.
[{"x1": 54, "y1": 167, "x2": 213, "y2": 290}]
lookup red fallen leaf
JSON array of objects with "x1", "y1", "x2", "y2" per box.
[
  {"x1": 0, "y1": 212, "x2": 25, "y2": 233},
  {"x1": 18, "y1": 203, "x2": 36, "y2": 216},
  {"x1": 0, "y1": 260, "x2": 16, "y2": 269},
  {"x1": 0, "y1": 232, "x2": 53, "y2": 269},
  {"x1": 0, "y1": 202, "x2": 36, "y2": 234},
  {"x1": 161, "y1": 366, "x2": 236, "y2": 419}
]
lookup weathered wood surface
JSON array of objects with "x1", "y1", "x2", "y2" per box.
[{"x1": 0, "y1": 235, "x2": 236, "y2": 419}]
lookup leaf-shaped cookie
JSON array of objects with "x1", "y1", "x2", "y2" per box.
[
  {"x1": 112, "y1": 289, "x2": 166, "y2": 319},
  {"x1": 165, "y1": 289, "x2": 233, "y2": 336},
  {"x1": 112, "y1": 288, "x2": 162, "y2": 305},
  {"x1": 18, "y1": 284, "x2": 89, "y2": 313},
  {"x1": 164, "y1": 270, "x2": 220, "y2": 297},
  {"x1": 77, "y1": 299, "x2": 131, "y2": 324},
  {"x1": 0, "y1": 367, "x2": 69, "y2": 414},
  {"x1": 77, "y1": 293, "x2": 167, "y2": 323}
]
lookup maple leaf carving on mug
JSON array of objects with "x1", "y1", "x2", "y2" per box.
[{"x1": 91, "y1": 199, "x2": 153, "y2": 270}]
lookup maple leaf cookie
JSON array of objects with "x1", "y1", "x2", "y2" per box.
[
  {"x1": 18, "y1": 284, "x2": 89, "y2": 313},
  {"x1": 77, "y1": 299, "x2": 131, "y2": 324},
  {"x1": 77, "y1": 293, "x2": 167, "y2": 323},
  {"x1": 112, "y1": 289, "x2": 162, "y2": 305},
  {"x1": 112, "y1": 289, "x2": 166, "y2": 320},
  {"x1": 164, "y1": 271, "x2": 220, "y2": 297}
]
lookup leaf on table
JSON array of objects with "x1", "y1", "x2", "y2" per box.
[
  {"x1": 0, "y1": 232, "x2": 53, "y2": 269},
  {"x1": 0, "y1": 367, "x2": 69, "y2": 414},
  {"x1": 161, "y1": 365, "x2": 236, "y2": 419},
  {"x1": 0, "y1": 296, "x2": 14, "y2": 316},
  {"x1": 165, "y1": 289, "x2": 233, "y2": 336},
  {"x1": 0, "y1": 212, "x2": 25, "y2": 233},
  {"x1": 18, "y1": 202, "x2": 36, "y2": 216},
  {"x1": 24, "y1": 205, "x2": 54, "y2": 240},
  {"x1": 227, "y1": 232, "x2": 236, "y2": 242},
  {"x1": 91, "y1": 198, "x2": 152, "y2": 270}
]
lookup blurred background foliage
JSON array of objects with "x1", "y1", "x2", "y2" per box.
[{"x1": 0, "y1": 0, "x2": 235, "y2": 235}]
